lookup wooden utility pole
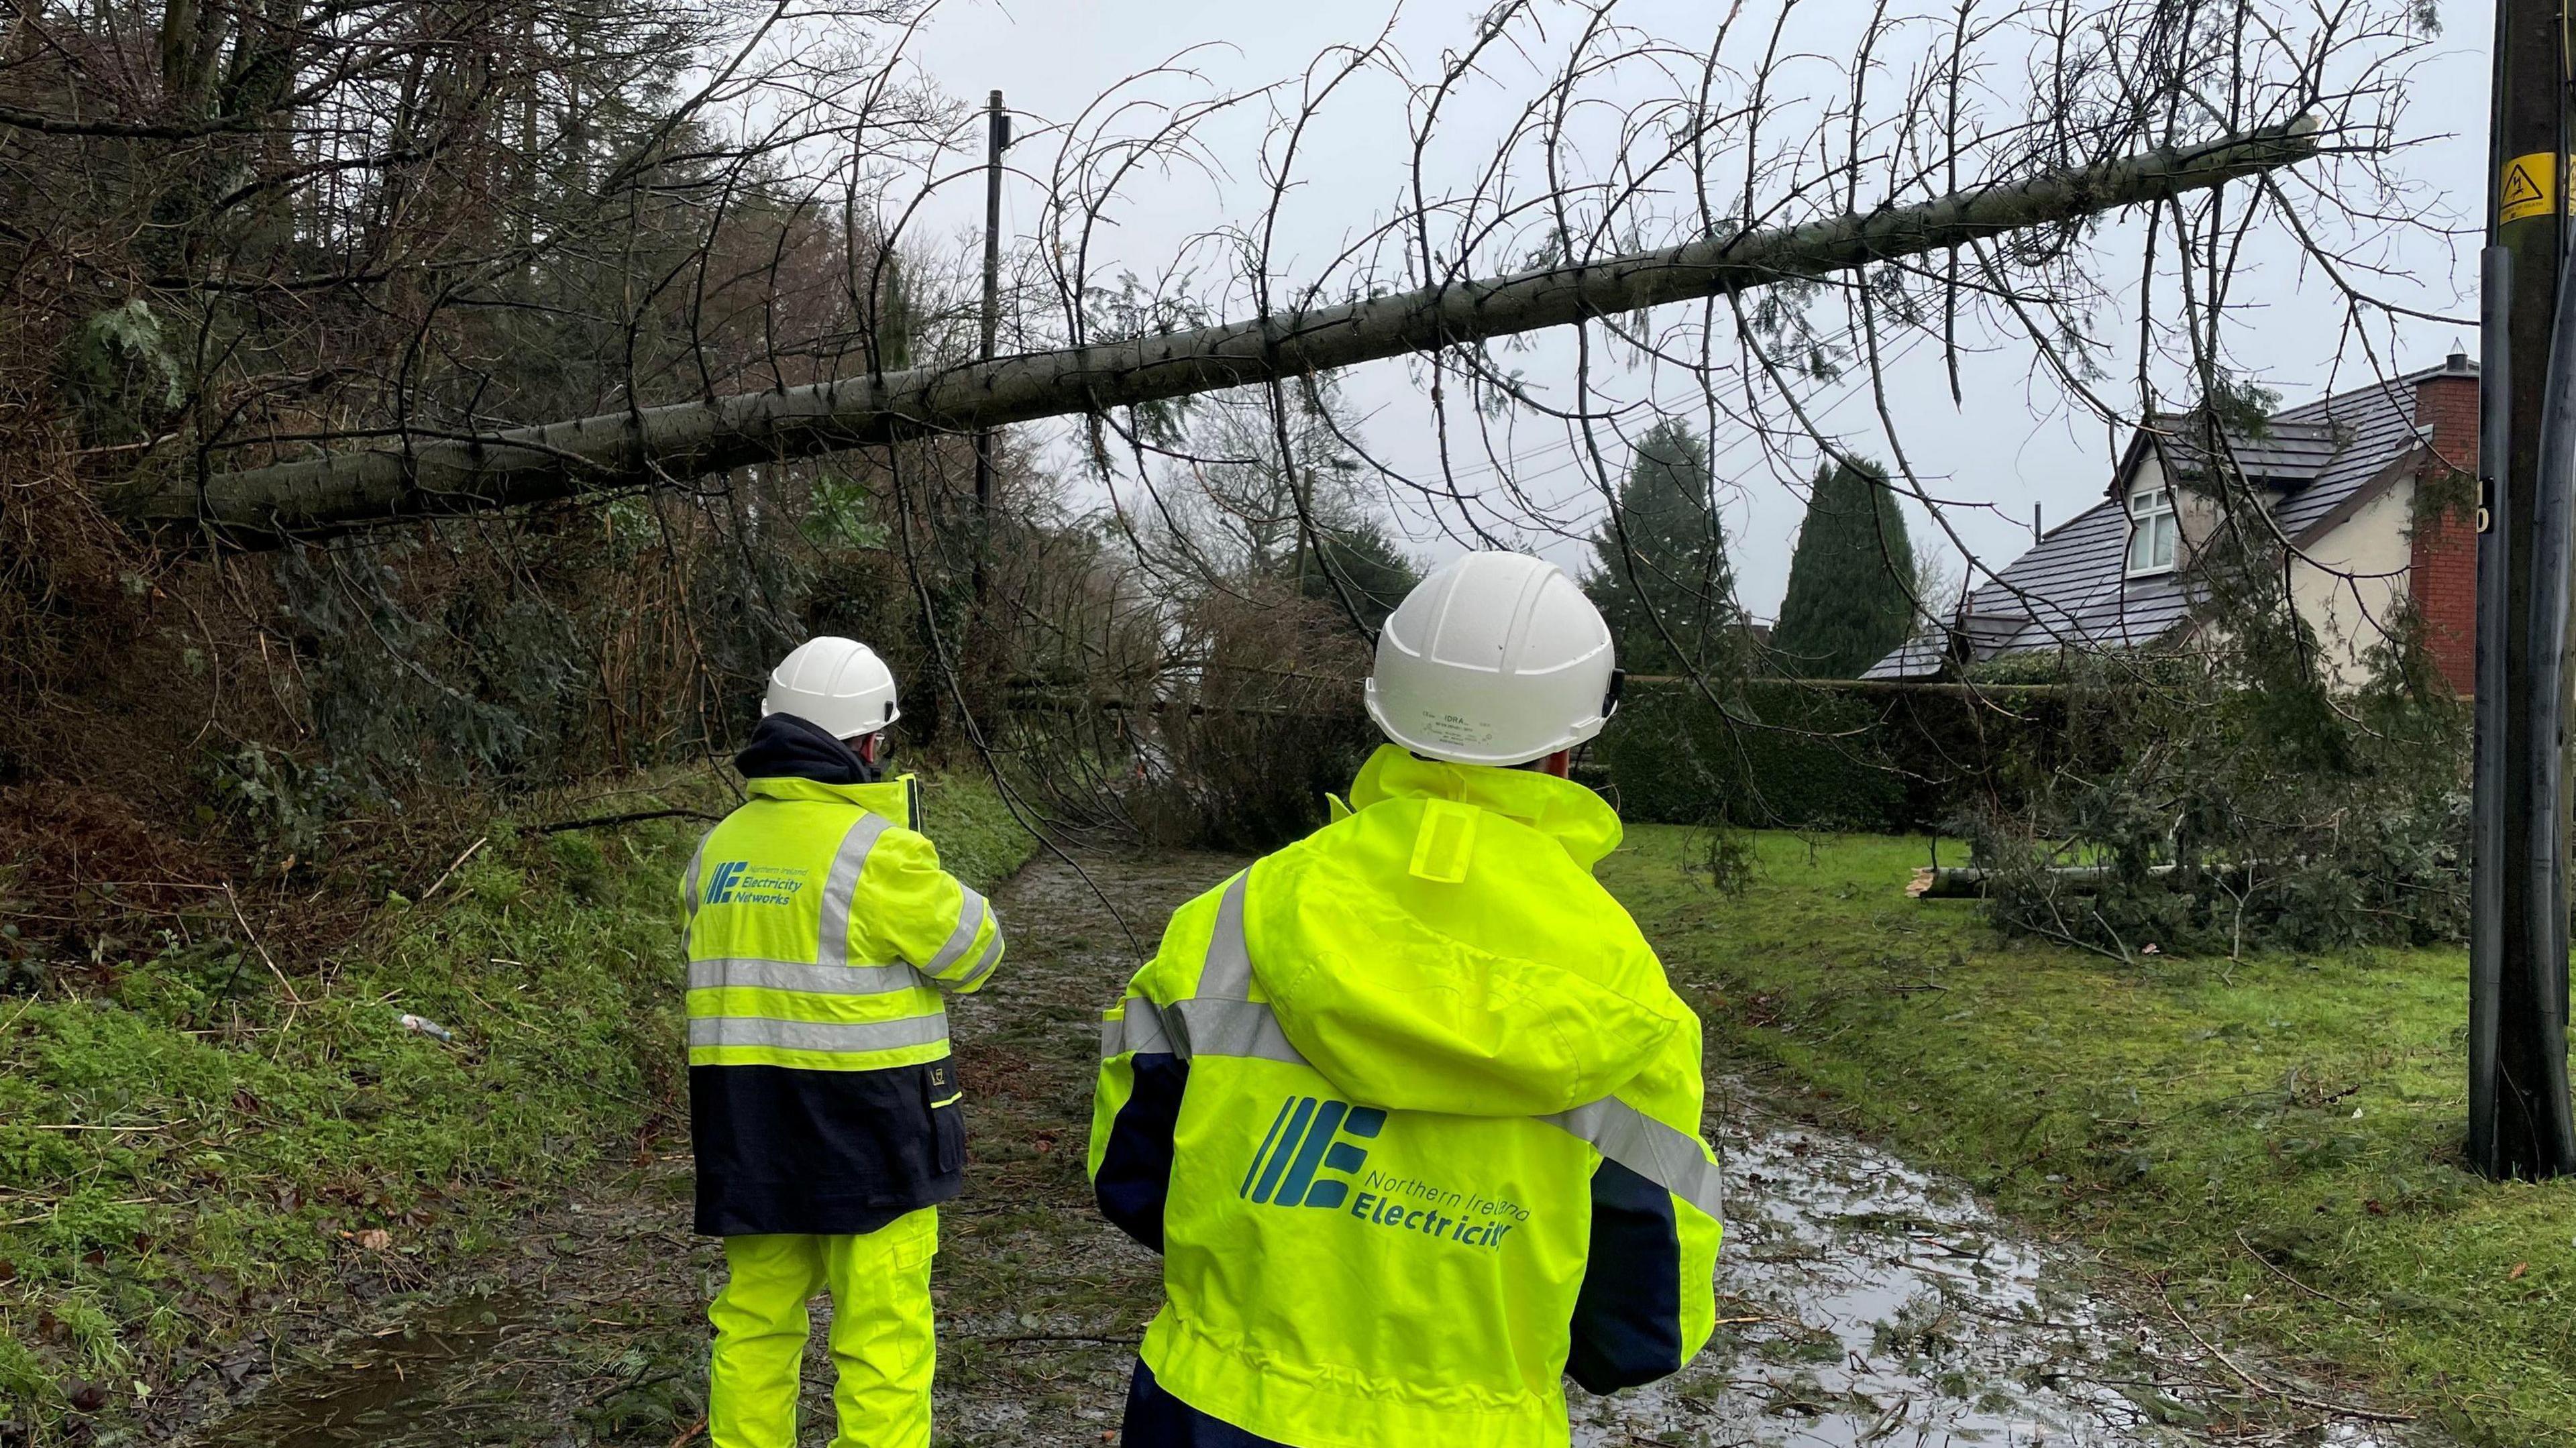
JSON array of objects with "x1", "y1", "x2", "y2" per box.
[
  {"x1": 973, "y1": 90, "x2": 1010, "y2": 608},
  {"x1": 2470, "y1": 0, "x2": 2576, "y2": 1178}
]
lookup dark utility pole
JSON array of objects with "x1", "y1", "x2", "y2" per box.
[
  {"x1": 972, "y1": 90, "x2": 1011, "y2": 608},
  {"x1": 2471, "y1": 0, "x2": 2576, "y2": 1178}
]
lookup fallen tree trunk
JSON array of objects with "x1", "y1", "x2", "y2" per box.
[
  {"x1": 133, "y1": 120, "x2": 2320, "y2": 544},
  {"x1": 1909, "y1": 862, "x2": 2261, "y2": 899},
  {"x1": 1910, "y1": 865, "x2": 2131, "y2": 898}
]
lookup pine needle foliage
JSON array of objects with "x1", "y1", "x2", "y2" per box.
[
  {"x1": 1968, "y1": 482, "x2": 2468, "y2": 958},
  {"x1": 1583, "y1": 420, "x2": 1743, "y2": 677},
  {"x1": 1294, "y1": 521, "x2": 1419, "y2": 630},
  {"x1": 1770, "y1": 457, "x2": 1918, "y2": 679}
]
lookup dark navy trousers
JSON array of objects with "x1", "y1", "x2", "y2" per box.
[{"x1": 1122, "y1": 1359, "x2": 1290, "y2": 1447}]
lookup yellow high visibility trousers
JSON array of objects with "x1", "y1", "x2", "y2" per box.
[{"x1": 708, "y1": 1209, "x2": 939, "y2": 1448}]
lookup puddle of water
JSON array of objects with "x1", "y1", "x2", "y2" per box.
[
  {"x1": 190, "y1": 1291, "x2": 535, "y2": 1447},
  {"x1": 1576, "y1": 1094, "x2": 2412, "y2": 1448}
]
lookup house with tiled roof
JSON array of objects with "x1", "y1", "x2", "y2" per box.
[{"x1": 1866, "y1": 353, "x2": 2479, "y2": 689}]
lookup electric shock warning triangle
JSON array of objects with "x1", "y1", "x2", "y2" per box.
[{"x1": 2502, "y1": 155, "x2": 2557, "y2": 223}]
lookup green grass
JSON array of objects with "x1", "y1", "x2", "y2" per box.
[
  {"x1": 911, "y1": 764, "x2": 1041, "y2": 895},
  {"x1": 0, "y1": 765, "x2": 1034, "y2": 1437},
  {"x1": 1602, "y1": 825, "x2": 2576, "y2": 1447}
]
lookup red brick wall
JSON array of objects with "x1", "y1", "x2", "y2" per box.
[{"x1": 2410, "y1": 370, "x2": 2479, "y2": 693}]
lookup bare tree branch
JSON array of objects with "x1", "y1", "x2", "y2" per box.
[{"x1": 137, "y1": 119, "x2": 2322, "y2": 542}]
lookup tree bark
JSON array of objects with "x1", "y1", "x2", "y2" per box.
[
  {"x1": 1907, "y1": 862, "x2": 2259, "y2": 899},
  {"x1": 131, "y1": 119, "x2": 2323, "y2": 545}
]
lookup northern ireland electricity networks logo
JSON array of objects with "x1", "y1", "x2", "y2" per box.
[
  {"x1": 1242, "y1": 1096, "x2": 1385, "y2": 1209},
  {"x1": 704, "y1": 860, "x2": 808, "y2": 908}
]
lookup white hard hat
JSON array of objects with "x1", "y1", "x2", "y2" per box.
[
  {"x1": 1364, "y1": 551, "x2": 1619, "y2": 766},
  {"x1": 763, "y1": 636, "x2": 900, "y2": 740}
]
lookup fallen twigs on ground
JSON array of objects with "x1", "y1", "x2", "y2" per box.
[{"x1": 2162, "y1": 1297, "x2": 2416, "y2": 1425}]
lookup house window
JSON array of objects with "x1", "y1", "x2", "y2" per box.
[{"x1": 2127, "y1": 486, "x2": 2178, "y2": 575}]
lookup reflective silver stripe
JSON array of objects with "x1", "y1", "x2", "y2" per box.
[
  {"x1": 1169, "y1": 996, "x2": 1306, "y2": 1065},
  {"x1": 1168, "y1": 879, "x2": 1299, "y2": 1062},
  {"x1": 1197, "y1": 875, "x2": 1254, "y2": 997},
  {"x1": 687, "y1": 958, "x2": 926, "y2": 995},
  {"x1": 814, "y1": 814, "x2": 893, "y2": 969},
  {"x1": 1175, "y1": 870, "x2": 1725, "y2": 1219},
  {"x1": 926, "y1": 889, "x2": 989, "y2": 975},
  {"x1": 688, "y1": 1013, "x2": 949, "y2": 1054},
  {"x1": 953, "y1": 930, "x2": 1004, "y2": 992},
  {"x1": 682, "y1": 823, "x2": 722, "y2": 924},
  {"x1": 1544, "y1": 1099, "x2": 1727, "y2": 1221},
  {"x1": 1100, "y1": 1000, "x2": 1175, "y2": 1058}
]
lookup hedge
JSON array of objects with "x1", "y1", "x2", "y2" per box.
[{"x1": 1596, "y1": 679, "x2": 2119, "y2": 832}]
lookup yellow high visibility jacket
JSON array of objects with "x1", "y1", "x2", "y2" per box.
[
  {"x1": 1089, "y1": 746, "x2": 1722, "y2": 1448},
  {"x1": 683, "y1": 714, "x2": 1004, "y2": 1235}
]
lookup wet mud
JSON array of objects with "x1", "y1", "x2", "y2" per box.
[
  {"x1": 1578, "y1": 1094, "x2": 2410, "y2": 1447},
  {"x1": 178, "y1": 1170, "x2": 717, "y2": 1447},
  {"x1": 177, "y1": 850, "x2": 2415, "y2": 1447}
]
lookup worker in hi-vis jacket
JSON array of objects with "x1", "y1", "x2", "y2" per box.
[
  {"x1": 1090, "y1": 552, "x2": 1723, "y2": 1447},
  {"x1": 681, "y1": 636, "x2": 1004, "y2": 1448}
]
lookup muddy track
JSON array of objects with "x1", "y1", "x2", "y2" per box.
[{"x1": 176, "y1": 850, "x2": 2417, "y2": 1448}]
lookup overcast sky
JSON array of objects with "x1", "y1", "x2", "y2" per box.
[{"x1": 894, "y1": 0, "x2": 2487, "y2": 618}]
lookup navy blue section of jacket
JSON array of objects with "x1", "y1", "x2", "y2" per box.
[
  {"x1": 1566, "y1": 1158, "x2": 1685, "y2": 1391},
  {"x1": 689, "y1": 712, "x2": 951, "y2": 1237},
  {"x1": 1094, "y1": 1052, "x2": 1190, "y2": 1252},
  {"x1": 691, "y1": 1060, "x2": 965, "y2": 1235},
  {"x1": 1122, "y1": 1359, "x2": 1289, "y2": 1447}
]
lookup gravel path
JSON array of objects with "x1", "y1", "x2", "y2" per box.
[{"x1": 177, "y1": 849, "x2": 2415, "y2": 1448}]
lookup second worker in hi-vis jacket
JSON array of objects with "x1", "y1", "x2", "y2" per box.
[
  {"x1": 1089, "y1": 553, "x2": 1723, "y2": 1448},
  {"x1": 681, "y1": 636, "x2": 1004, "y2": 1448}
]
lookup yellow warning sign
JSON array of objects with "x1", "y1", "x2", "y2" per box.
[{"x1": 2503, "y1": 153, "x2": 2563, "y2": 224}]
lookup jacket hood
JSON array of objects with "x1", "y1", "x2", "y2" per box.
[
  {"x1": 1244, "y1": 745, "x2": 1680, "y2": 1118},
  {"x1": 734, "y1": 711, "x2": 882, "y2": 786},
  {"x1": 1342, "y1": 747, "x2": 1623, "y2": 867}
]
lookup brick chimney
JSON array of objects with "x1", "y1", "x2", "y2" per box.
[{"x1": 2410, "y1": 347, "x2": 2479, "y2": 693}]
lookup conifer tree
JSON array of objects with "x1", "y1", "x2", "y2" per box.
[
  {"x1": 1297, "y1": 521, "x2": 1419, "y2": 629},
  {"x1": 1582, "y1": 421, "x2": 1739, "y2": 676},
  {"x1": 1770, "y1": 457, "x2": 1919, "y2": 677}
]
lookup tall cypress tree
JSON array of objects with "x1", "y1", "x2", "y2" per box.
[
  {"x1": 1582, "y1": 421, "x2": 1739, "y2": 676},
  {"x1": 1295, "y1": 520, "x2": 1419, "y2": 629},
  {"x1": 1770, "y1": 457, "x2": 1919, "y2": 677}
]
